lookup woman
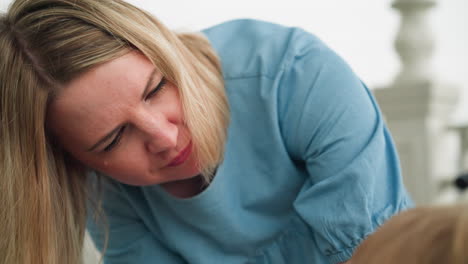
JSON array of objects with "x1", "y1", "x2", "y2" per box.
[
  {"x1": 0, "y1": 0, "x2": 412, "y2": 263},
  {"x1": 352, "y1": 205, "x2": 468, "y2": 264}
]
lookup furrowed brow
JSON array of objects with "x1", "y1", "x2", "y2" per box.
[{"x1": 87, "y1": 68, "x2": 157, "y2": 152}]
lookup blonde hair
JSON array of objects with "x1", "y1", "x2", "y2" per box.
[
  {"x1": 351, "y1": 205, "x2": 468, "y2": 264},
  {"x1": 0, "y1": 0, "x2": 228, "y2": 263}
]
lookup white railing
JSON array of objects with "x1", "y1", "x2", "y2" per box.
[{"x1": 374, "y1": 0, "x2": 461, "y2": 205}]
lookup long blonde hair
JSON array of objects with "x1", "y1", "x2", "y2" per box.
[
  {"x1": 0, "y1": 0, "x2": 228, "y2": 263},
  {"x1": 351, "y1": 205, "x2": 468, "y2": 264}
]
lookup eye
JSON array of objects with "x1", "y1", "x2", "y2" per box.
[
  {"x1": 145, "y1": 77, "x2": 167, "y2": 100},
  {"x1": 103, "y1": 125, "x2": 126, "y2": 152}
]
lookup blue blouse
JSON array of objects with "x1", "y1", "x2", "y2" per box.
[{"x1": 87, "y1": 19, "x2": 413, "y2": 264}]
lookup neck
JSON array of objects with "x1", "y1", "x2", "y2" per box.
[{"x1": 160, "y1": 175, "x2": 206, "y2": 198}]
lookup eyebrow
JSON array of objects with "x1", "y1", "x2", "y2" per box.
[{"x1": 86, "y1": 68, "x2": 157, "y2": 152}]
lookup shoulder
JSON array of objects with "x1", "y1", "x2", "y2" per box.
[{"x1": 201, "y1": 19, "x2": 330, "y2": 80}]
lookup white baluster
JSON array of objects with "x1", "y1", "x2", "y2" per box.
[
  {"x1": 374, "y1": 0, "x2": 460, "y2": 205},
  {"x1": 393, "y1": 0, "x2": 436, "y2": 86}
]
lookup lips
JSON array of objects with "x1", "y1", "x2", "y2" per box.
[{"x1": 167, "y1": 142, "x2": 192, "y2": 167}]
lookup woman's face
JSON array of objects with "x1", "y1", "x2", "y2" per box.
[{"x1": 47, "y1": 51, "x2": 200, "y2": 186}]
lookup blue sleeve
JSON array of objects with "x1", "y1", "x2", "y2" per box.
[
  {"x1": 279, "y1": 31, "x2": 413, "y2": 263},
  {"x1": 86, "y1": 174, "x2": 186, "y2": 264}
]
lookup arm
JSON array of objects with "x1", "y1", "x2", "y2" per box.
[
  {"x1": 86, "y1": 174, "x2": 186, "y2": 264},
  {"x1": 279, "y1": 30, "x2": 412, "y2": 263}
]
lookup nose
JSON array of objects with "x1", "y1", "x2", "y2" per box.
[{"x1": 134, "y1": 110, "x2": 178, "y2": 155}]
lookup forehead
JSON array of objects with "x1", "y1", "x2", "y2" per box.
[
  {"x1": 47, "y1": 52, "x2": 155, "y2": 145},
  {"x1": 57, "y1": 52, "x2": 154, "y2": 104}
]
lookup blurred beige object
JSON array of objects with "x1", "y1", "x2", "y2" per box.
[{"x1": 352, "y1": 205, "x2": 468, "y2": 264}]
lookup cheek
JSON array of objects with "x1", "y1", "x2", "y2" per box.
[
  {"x1": 71, "y1": 143, "x2": 145, "y2": 179},
  {"x1": 99, "y1": 147, "x2": 146, "y2": 172},
  {"x1": 101, "y1": 160, "x2": 110, "y2": 169},
  {"x1": 90, "y1": 153, "x2": 147, "y2": 183}
]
